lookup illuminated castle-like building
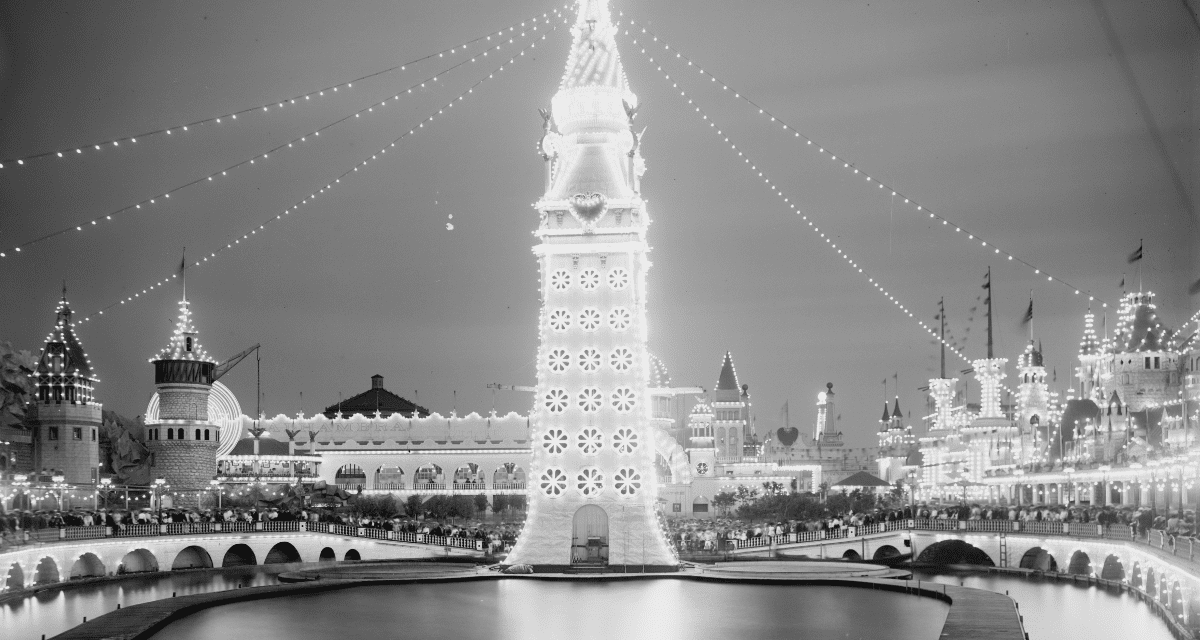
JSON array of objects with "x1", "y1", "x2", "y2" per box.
[
  {"x1": 503, "y1": 0, "x2": 676, "y2": 569},
  {"x1": 28, "y1": 291, "x2": 102, "y2": 484},
  {"x1": 145, "y1": 296, "x2": 220, "y2": 506}
]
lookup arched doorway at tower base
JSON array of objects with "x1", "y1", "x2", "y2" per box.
[{"x1": 571, "y1": 505, "x2": 609, "y2": 566}]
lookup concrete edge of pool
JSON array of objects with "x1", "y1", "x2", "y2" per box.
[{"x1": 45, "y1": 562, "x2": 1027, "y2": 640}]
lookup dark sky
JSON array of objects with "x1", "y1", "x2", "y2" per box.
[{"x1": 0, "y1": 1, "x2": 1195, "y2": 448}]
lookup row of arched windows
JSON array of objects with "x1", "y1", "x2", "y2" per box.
[{"x1": 147, "y1": 427, "x2": 214, "y2": 441}]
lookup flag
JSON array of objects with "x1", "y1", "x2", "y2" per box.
[
  {"x1": 1120, "y1": 275, "x2": 1125, "y2": 289},
  {"x1": 778, "y1": 401, "x2": 789, "y2": 427},
  {"x1": 1021, "y1": 298, "x2": 1033, "y2": 326},
  {"x1": 1127, "y1": 240, "x2": 1143, "y2": 263}
]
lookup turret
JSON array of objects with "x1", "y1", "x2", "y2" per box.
[
  {"x1": 29, "y1": 289, "x2": 102, "y2": 484},
  {"x1": 145, "y1": 296, "x2": 220, "y2": 506}
]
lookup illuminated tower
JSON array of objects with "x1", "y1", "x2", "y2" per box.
[
  {"x1": 30, "y1": 289, "x2": 102, "y2": 484},
  {"x1": 712, "y1": 352, "x2": 748, "y2": 462},
  {"x1": 145, "y1": 296, "x2": 220, "y2": 507},
  {"x1": 506, "y1": 0, "x2": 676, "y2": 569},
  {"x1": 1076, "y1": 309, "x2": 1102, "y2": 402}
]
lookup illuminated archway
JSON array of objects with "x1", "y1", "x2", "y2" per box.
[{"x1": 70, "y1": 553, "x2": 106, "y2": 579}]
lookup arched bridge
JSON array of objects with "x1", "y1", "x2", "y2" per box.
[
  {"x1": 731, "y1": 519, "x2": 1200, "y2": 625},
  {"x1": 1, "y1": 521, "x2": 483, "y2": 593}
]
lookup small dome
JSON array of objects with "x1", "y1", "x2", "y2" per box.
[{"x1": 690, "y1": 401, "x2": 712, "y2": 416}]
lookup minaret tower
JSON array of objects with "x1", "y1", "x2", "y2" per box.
[
  {"x1": 146, "y1": 295, "x2": 219, "y2": 507},
  {"x1": 507, "y1": 0, "x2": 675, "y2": 569},
  {"x1": 1076, "y1": 308, "x2": 1102, "y2": 402},
  {"x1": 30, "y1": 288, "x2": 102, "y2": 484}
]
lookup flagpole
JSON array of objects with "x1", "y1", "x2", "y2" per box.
[{"x1": 985, "y1": 267, "x2": 994, "y2": 359}]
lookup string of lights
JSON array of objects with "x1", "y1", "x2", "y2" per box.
[
  {"x1": 621, "y1": 16, "x2": 1109, "y2": 310},
  {"x1": 71, "y1": 25, "x2": 561, "y2": 327},
  {"x1": 2, "y1": 16, "x2": 561, "y2": 260},
  {"x1": 0, "y1": 7, "x2": 567, "y2": 170},
  {"x1": 623, "y1": 30, "x2": 1022, "y2": 395}
]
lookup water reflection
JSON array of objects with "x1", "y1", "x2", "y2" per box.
[
  {"x1": 1, "y1": 563, "x2": 303, "y2": 640},
  {"x1": 914, "y1": 571, "x2": 1177, "y2": 640},
  {"x1": 159, "y1": 581, "x2": 950, "y2": 640}
]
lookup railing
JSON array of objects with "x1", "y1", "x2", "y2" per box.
[
  {"x1": 1020, "y1": 520, "x2": 1063, "y2": 536},
  {"x1": 492, "y1": 482, "x2": 527, "y2": 491},
  {"x1": 731, "y1": 518, "x2": 1160, "y2": 551},
  {"x1": 374, "y1": 482, "x2": 406, "y2": 490},
  {"x1": 413, "y1": 482, "x2": 447, "y2": 490},
  {"x1": 3, "y1": 521, "x2": 490, "y2": 554}
]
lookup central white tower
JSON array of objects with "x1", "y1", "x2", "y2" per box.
[{"x1": 505, "y1": 0, "x2": 676, "y2": 569}]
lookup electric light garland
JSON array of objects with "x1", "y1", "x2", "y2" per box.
[
  {"x1": 622, "y1": 31, "x2": 1009, "y2": 384},
  {"x1": 71, "y1": 25, "x2": 562, "y2": 326},
  {"x1": 620, "y1": 16, "x2": 1108, "y2": 310},
  {"x1": 3, "y1": 16, "x2": 562, "y2": 260},
  {"x1": 0, "y1": 7, "x2": 568, "y2": 170}
]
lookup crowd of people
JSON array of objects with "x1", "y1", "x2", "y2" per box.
[
  {"x1": 664, "y1": 503, "x2": 1197, "y2": 555},
  {"x1": 4, "y1": 501, "x2": 1196, "y2": 558},
  {"x1": 0, "y1": 505, "x2": 523, "y2": 554}
]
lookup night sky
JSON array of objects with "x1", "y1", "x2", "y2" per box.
[{"x1": 0, "y1": 1, "x2": 1195, "y2": 448}]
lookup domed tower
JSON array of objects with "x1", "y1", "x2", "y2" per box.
[
  {"x1": 29, "y1": 289, "x2": 101, "y2": 484},
  {"x1": 146, "y1": 296, "x2": 219, "y2": 506},
  {"x1": 507, "y1": 0, "x2": 675, "y2": 569}
]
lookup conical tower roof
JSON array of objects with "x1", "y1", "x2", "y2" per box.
[
  {"x1": 36, "y1": 291, "x2": 96, "y2": 380},
  {"x1": 152, "y1": 297, "x2": 215, "y2": 363},
  {"x1": 879, "y1": 401, "x2": 891, "y2": 431},
  {"x1": 559, "y1": 0, "x2": 629, "y2": 93},
  {"x1": 716, "y1": 351, "x2": 740, "y2": 391},
  {"x1": 892, "y1": 396, "x2": 902, "y2": 420}
]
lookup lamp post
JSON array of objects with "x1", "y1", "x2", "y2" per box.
[
  {"x1": 210, "y1": 478, "x2": 222, "y2": 511},
  {"x1": 51, "y1": 474, "x2": 66, "y2": 511},
  {"x1": 98, "y1": 477, "x2": 111, "y2": 510},
  {"x1": 13, "y1": 473, "x2": 30, "y2": 510},
  {"x1": 152, "y1": 478, "x2": 166, "y2": 512}
]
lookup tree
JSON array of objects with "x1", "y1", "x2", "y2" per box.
[
  {"x1": 762, "y1": 481, "x2": 785, "y2": 496},
  {"x1": 350, "y1": 494, "x2": 402, "y2": 520},
  {"x1": 0, "y1": 342, "x2": 37, "y2": 429},
  {"x1": 448, "y1": 495, "x2": 476, "y2": 520},
  {"x1": 405, "y1": 494, "x2": 425, "y2": 519},
  {"x1": 711, "y1": 491, "x2": 737, "y2": 516},
  {"x1": 734, "y1": 485, "x2": 759, "y2": 504},
  {"x1": 473, "y1": 493, "x2": 490, "y2": 516}
]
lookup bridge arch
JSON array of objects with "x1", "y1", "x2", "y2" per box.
[
  {"x1": 69, "y1": 553, "x2": 106, "y2": 579},
  {"x1": 5, "y1": 562, "x2": 25, "y2": 591},
  {"x1": 1067, "y1": 550, "x2": 1092, "y2": 576},
  {"x1": 35, "y1": 557, "x2": 61, "y2": 584},
  {"x1": 345, "y1": 549, "x2": 361, "y2": 561},
  {"x1": 1099, "y1": 554, "x2": 1125, "y2": 580},
  {"x1": 119, "y1": 549, "x2": 159, "y2": 574},
  {"x1": 1018, "y1": 547, "x2": 1057, "y2": 572},
  {"x1": 916, "y1": 540, "x2": 995, "y2": 566},
  {"x1": 171, "y1": 545, "x2": 214, "y2": 570},
  {"x1": 222, "y1": 544, "x2": 257, "y2": 567},
  {"x1": 265, "y1": 542, "x2": 302, "y2": 564},
  {"x1": 842, "y1": 549, "x2": 862, "y2": 561},
  {"x1": 873, "y1": 545, "x2": 901, "y2": 561},
  {"x1": 319, "y1": 547, "x2": 336, "y2": 562}
]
